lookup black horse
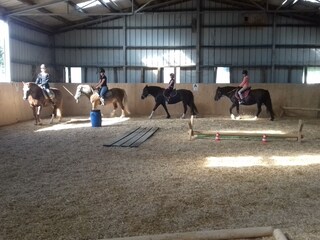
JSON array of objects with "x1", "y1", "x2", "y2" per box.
[
  {"x1": 214, "y1": 86, "x2": 275, "y2": 121},
  {"x1": 141, "y1": 85, "x2": 198, "y2": 119}
]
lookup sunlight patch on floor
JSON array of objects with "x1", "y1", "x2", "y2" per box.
[
  {"x1": 205, "y1": 154, "x2": 320, "y2": 168},
  {"x1": 35, "y1": 117, "x2": 130, "y2": 132}
]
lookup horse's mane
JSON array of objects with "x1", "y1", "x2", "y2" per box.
[
  {"x1": 147, "y1": 85, "x2": 165, "y2": 91},
  {"x1": 77, "y1": 84, "x2": 95, "y2": 93},
  {"x1": 220, "y1": 86, "x2": 237, "y2": 91}
]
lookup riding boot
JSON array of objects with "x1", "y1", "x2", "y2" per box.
[
  {"x1": 238, "y1": 91, "x2": 243, "y2": 104},
  {"x1": 100, "y1": 97, "x2": 105, "y2": 105}
]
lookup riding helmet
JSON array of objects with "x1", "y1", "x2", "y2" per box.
[
  {"x1": 40, "y1": 64, "x2": 46, "y2": 69},
  {"x1": 170, "y1": 73, "x2": 175, "y2": 77},
  {"x1": 242, "y1": 70, "x2": 248, "y2": 75},
  {"x1": 100, "y1": 68, "x2": 105, "y2": 73}
]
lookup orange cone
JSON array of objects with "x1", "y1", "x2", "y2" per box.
[
  {"x1": 262, "y1": 134, "x2": 267, "y2": 143},
  {"x1": 215, "y1": 132, "x2": 221, "y2": 142}
]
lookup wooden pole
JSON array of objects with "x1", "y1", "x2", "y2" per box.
[
  {"x1": 101, "y1": 227, "x2": 274, "y2": 240},
  {"x1": 188, "y1": 116, "x2": 303, "y2": 142},
  {"x1": 273, "y1": 228, "x2": 288, "y2": 240}
]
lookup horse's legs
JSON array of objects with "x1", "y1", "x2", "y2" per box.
[
  {"x1": 229, "y1": 103, "x2": 238, "y2": 119},
  {"x1": 49, "y1": 106, "x2": 56, "y2": 124},
  {"x1": 148, "y1": 102, "x2": 159, "y2": 119},
  {"x1": 36, "y1": 106, "x2": 42, "y2": 125},
  {"x1": 161, "y1": 103, "x2": 171, "y2": 119},
  {"x1": 110, "y1": 102, "x2": 118, "y2": 117},
  {"x1": 31, "y1": 106, "x2": 38, "y2": 125},
  {"x1": 56, "y1": 108, "x2": 62, "y2": 122},
  {"x1": 117, "y1": 101, "x2": 126, "y2": 118},
  {"x1": 181, "y1": 102, "x2": 188, "y2": 119},
  {"x1": 255, "y1": 102, "x2": 263, "y2": 118}
]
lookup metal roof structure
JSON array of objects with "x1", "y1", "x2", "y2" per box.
[{"x1": 1, "y1": 0, "x2": 320, "y2": 33}]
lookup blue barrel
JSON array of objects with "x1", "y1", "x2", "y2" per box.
[{"x1": 90, "y1": 109, "x2": 102, "y2": 127}]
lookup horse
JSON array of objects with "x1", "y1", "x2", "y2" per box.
[
  {"x1": 73, "y1": 84, "x2": 129, "y2": 118},
  {"x1": 141, "y1": 85, "x2": 198, "y2": 119},
  {"x1": 214, "y1": 86, "x2": 275, "y2": 121},
  {"x1": 22, "y1": 82, "x2": 63, "y2": 125}
]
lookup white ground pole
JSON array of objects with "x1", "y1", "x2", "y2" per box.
[{"x1": 101, "y1": 226, "x2": 288, "y2": 240}]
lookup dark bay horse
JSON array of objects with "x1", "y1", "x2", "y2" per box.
[
  {"x1": 22, "y1": 82, "x2": 63, "y2": 125},
  {"x1": 141, "y1": 85, "x2": 198, "y2": 119},
  {"x1": 73, "y1": 84, "x2": 129, "y2": 117},
  {"x1": 214, "y1": 86, "x2": 275, "y2": 121}
]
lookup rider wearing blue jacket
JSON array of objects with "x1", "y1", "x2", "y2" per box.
[{"x1": 35, "y1": 64, "x2": 52, "y2": 99}]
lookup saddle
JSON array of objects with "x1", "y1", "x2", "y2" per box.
[
  {"x1": 164, "y1": 88, "x2": 177, "y2": 98},
  {"x1": 164, "y1": 89, "x2": 178, "y2": 104},
  {"x1": 169, "y1": 89, "x2": 177, "y2": 98},
  {"x1": 102, "y1": 90, "x2": 112, "y2": 100},
  {"x1": 235, "y1": 87, "x2": 251, "y2": 101}
]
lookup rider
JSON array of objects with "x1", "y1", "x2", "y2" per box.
[
  {"x1": 164, "y1": 73, "x2": 175, "y2": 102},
  {"x1": 94, "y1": 68, "x2": 108, "y2": 105},
  {"x1": 238, "y1": 69, "x2": 250, "y2": 104},
  {"x1": 35, "y1": 64, "x2": 53, "y2": 100}
]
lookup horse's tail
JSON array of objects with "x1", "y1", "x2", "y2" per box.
[
  {"x1": 122, "y1": 90, "x2": 130, "y2": 115},
  {"x1": 190, "y1": 92, "x2": 199, "y2": 115},
  {"x1": 265, "y1": 90, "x2": 275, "y2": 120}
]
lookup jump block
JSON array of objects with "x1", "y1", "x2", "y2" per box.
[{"x1": 188, "y1": 116, "x2": 304, "y2": 143}]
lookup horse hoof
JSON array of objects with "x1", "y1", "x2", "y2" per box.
[
  {"x1": 166, "y1": 116, "x2": 171, "y2": 119},
  {"x1": 231, "y1": 114, "x2": 235, "y2": 120}
]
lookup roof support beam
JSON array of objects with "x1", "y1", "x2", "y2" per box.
[{"x1": 7, "y1": 0, "x2": 66, "y2": 16}]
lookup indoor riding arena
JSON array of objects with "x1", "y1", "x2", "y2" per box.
[{"x1": 1, "y1": 1, "x2": 320, "y2": 240}]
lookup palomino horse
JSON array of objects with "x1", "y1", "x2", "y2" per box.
[
  {"x1": 141, "y1": 85, "x2": 198, "y2": 119},
  {"x1": 214, "y1": 86, "x2": 275, "y2": 121},
  {"x1": 22, "y1": 82, "x2": 63, "y2": 125},
  {"x1": 73, "y1": 84, "x2": 129, "y2": 118}
]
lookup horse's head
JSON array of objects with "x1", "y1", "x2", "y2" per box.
[
  {"x1": 74, "y1": 85, "x2": 83, "y2": 103},
  {"x1": 214, "y1": 87, "x2": 222, "y2": 101},
  {"x1": 74, "y1": 84, "x2": 93, "y2": 103},
  {"x1": 22, "y1": 82, "x2": 32, "y2": 100},
  {"x1": 141, "y1": 85, "x2": 149, "y2": 99}
]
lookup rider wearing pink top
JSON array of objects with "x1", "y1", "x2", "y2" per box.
[{"x1": 238, "y1": 70, "x2": 250, "y2": 104}]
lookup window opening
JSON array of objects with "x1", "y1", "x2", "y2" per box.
[
  {"x1": 164, "y1": 67, "x2": 180, "y2": 84},
  {"x1": 304, "y1": 67, "x2": 320, "y2": 84},
  {"x1": 216, "y1": 67, "x2": 230, "y2": 83},
  {"x1": 0, "y1": 20, "x2": 11, "y2": 82},
  {"x1": 65, "y1": 67, "x2": 82, "y2": 83}
]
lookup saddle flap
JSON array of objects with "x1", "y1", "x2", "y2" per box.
[{"x1": 104, "y1": 91, "x2": 112, "y2": 99}]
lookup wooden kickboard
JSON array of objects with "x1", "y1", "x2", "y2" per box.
[{"x1": 103, "y1": 127, "x2": 159, "y2": 147}]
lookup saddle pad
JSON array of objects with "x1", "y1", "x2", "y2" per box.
[{"x1": 103, "y1": 127, "x2": 159, "y2": 147}]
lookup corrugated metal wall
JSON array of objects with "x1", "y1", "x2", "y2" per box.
[
  {"x1": 9, "y1": 0, "x2": 320, "y2": 84},
  {"x1": 9, "y1": 22, "x2": 56, "y2": 82}
]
